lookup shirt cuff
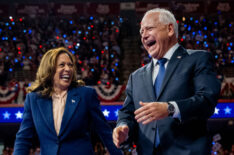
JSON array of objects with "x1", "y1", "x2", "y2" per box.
[{"x1": 169, "y1": 101, "x2": 181, "y2": 120}]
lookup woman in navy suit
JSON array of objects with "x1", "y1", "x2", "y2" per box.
[{"x1": 13, "y1": 47, "x2": 122, "y2": 155}]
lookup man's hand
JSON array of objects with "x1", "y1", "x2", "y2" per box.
[
  {"x1": 113, "y1": 125, "x2": 129, "y2": 148},
  {"x1": 134, "y1": 101, "x2": 168, "y2": 124}
]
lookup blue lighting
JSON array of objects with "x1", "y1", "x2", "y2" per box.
[
  {"x1": 23, "y1": 29, "x2": 27, "y2": 33},
  {"x1": 196, "y1": 41, "x2": 200, "y2": 44},
  {"x1": 214, "y1": 22, "x2": 218, "y2": 25},
  {"x1": 92, "y1": 49, "x2": 96, "y2": 52},
  {"x1": 204, "y1": 27, "x2": 207, "y2": 31},
  {"x1": 215, "y1": 55, "x2": 218, "y2": 59},
  {"x1": 211, "y1": 33, "x2": 214, "y2": 37},
  {"x1": 9, "y1": 68, "x2": 13, "y2": 72},
  {"x1": 9, "y1": 27, "x2": 12, "y2": 30},
  {"x1": 182, "y1": 36, "x2": 186, "y2": 39},
  {"x1": 63, "y1": 34, "x2": 67, "y2": 38},
  {"x1": 96, "y1": 56, "x2": 99, "y2": 60},
  {"x1": 5, "y1": 22, "x2": 9, "y2": 26},
  {"x1": 112, "y1": 68, "x2": 115, "y2": 72},
  {"x1": 115, "y1": 77, "x2": 119, "y2": 81},
  {"x1": 105, "y1": 46, "x2": 108, "y2": 50},
  {"x1": 69, "y1": 20, "x2": 73, "y2": 24},
  {"x1": 91, "y1": 68, "x2": 94, "y2": 72},
  {"x1": 228, "y1": 47, "x2": 231, "y2": 51},
  {"x1": 14, "y1": 59, "x2": 18, "y2": 63},
  {"x1": 111, "y1": 21, "x2": 115, "y2": 25},
  {"x1": 229, "y1": 24, "x2": 232, "y2": 27},
  {"x1": 115, "y1": 63, "x2": 118, "y2": 66},
  {"x1": 190, "y1": 17, "x2": 193, "y2": 21},
  {"x1": 12, "y1": 22, "x2": 15, "y2": 25},
  {"x1": 28, "y1": 29, "x2": 32, "y2": 34},
  {"x1": 119, "y1": 17, "x2": 123, "y2": 23},
  {"x1": 187, "y1": 26, "x2": 191, "y2": 31},
  {"x1": 78, "y1": 31, "x2": 82, "y2": 34},
  {"x1": 230, "y1": 42, "x2": 233, "y2": 46},
  {"x1": 85, "y1": 31, "x2": 89, "y2": 35},
  {"x1": 72, "y1": 30, "x2": 76, "y2": 34},
  {"x1": 90, "y1": 16, "x2": 93, "y2": 20},
  {"x1": 71, "y1": 51, "x2": 75, "y2": 54},
  {"x1": 195, "y1": 20, "x2": 199, "y2": 24},
  {"x1": 192, "y1": 32, "x2": 196, "y2": 36},
  {"x1": 111, "y1": 54, "x2": 114, "y2": 58},
  {"x1": 29, "y1": 56, "x2": 32, "y2": 60},
  {"x1": 88, "y1": 26, "x2": 91, "y2": 30},
  {"x1": 184, "y1": 24, "x2": 187, "y2": 28},
  {"x1": 204, "y1": 35, "x2": 207, "y2": 39},
  {"x1": 13, "y1": 37, "x2": 16, "y2": 41}
]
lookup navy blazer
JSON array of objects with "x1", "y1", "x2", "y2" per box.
[
  {"x1": 14, "y1": 86, "x2": 122, "y2": 155},
  {"x1": 117, "y1": 46, "x2": 221, "y2": 155}
]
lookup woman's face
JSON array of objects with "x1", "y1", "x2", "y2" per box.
[{"x1": 53, "y1": 53, "x2": 74, "y2": 92}]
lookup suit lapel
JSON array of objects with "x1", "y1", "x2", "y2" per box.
[
  {"x1": 59, "y1": 88, "x2": 80, "y2": 136},
  {"x1": 143, "y1": 61, "x2": 156, "y2": 101},
  {"x1": 37, "y1": 96, "x2": 57, "y2": 135},
  {"x1": 157, "y1": 46, "x2": 187, "y2": 99}
]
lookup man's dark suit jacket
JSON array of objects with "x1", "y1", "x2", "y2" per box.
[
  {"x1": 117, "y1": 46, "x2": 221, "y2": 155},
  {"x1": 14, "y1": 86, "x2": 122, "y2": 155}
]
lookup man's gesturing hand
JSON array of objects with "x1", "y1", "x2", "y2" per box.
[
  {"x1": 112, "y1": 125, "x2": 129, "y2": 148},
  {"x1": 134, "y1": 101, "x2": 168, "y2": 124}
]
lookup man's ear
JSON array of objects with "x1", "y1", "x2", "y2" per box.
[{"x1": 168, "y1": 23, "x2": 175, "y2": 37}]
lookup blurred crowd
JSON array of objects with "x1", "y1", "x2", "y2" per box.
[{"x1": 0, "y1": 15, "x2": 122, "y2": 86}]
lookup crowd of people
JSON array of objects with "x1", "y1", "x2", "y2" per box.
[{"x1": 0, "y1": 15, "x2": 122, "y2": 86}]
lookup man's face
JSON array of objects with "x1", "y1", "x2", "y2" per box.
[{"x1": 140, "y1": 12, "x2": 172, "y2": 59}]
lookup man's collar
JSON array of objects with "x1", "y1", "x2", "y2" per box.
[{"x1": 153, "y1": 43, "x2": 179, "y2": 66}]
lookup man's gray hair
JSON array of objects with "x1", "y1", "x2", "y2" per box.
[{"x1": 144, "y1": 8, "x2": 178, "y2": 38}]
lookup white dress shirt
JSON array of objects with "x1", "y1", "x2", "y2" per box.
[{"x1": 152, "y1": 43, "x2": 181, "y2": 119}]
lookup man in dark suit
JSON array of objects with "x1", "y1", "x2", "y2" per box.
[{"x1": 113, "y1": 8, "x2": 221, "y2": 155}]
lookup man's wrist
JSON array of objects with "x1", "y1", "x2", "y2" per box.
[{"x1": 167, "y1": 102, "x2": 175, "y2": 117}]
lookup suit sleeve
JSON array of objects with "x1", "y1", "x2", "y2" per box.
[
  {"x1": 13, "y1": 93, "x2": 36, "y2": 155},
  {"x1": 176, "y1": 52, "x2": 221, "y2": 122},
  {"x1": 88, "y1": 89, "x2": 122, "y2": 155},
  {"x1": 117, "y1": 74, "x2": 138, "y2": 142}
]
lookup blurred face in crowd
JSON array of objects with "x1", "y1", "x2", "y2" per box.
[
  {"x1": 140, "y1": 12, "x2": 175, "y2": 59},
  {"x1": 53, "y1": 53, "x2": 74, "y2": 92}
]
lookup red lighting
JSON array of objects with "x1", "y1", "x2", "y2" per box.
[
  {"x1": 79, "y1": 61, "x2": 82, "y2": 64},
  {"x1": 92, "y1": 36, "x2": 95, "y2": 39},
  {"x1": 177, "y1": 20, "x2": 179, "y2": 24},
  {"x1": 97, "y1": 81, "x2": 101, "y2": 84},
  {"x1": 0, "y1": 48, "x2": 2, "y2": 52},
  {"x1": 56, "y1": 36, "x2": 59, "y2": 39},
  {"x1": 107, "y1": 82, "x2": 110, "y2": 85},
  {"x1": 18, "y1": 51, "x2": 21, "y2": 54},
  {"x1": 83, "y1": 37, "x2": 86, "y2": 40},
  {"x1": 115, "y1": 29, "x2": 119, "y2": 33},
  {"x1": 39, "y1": 45, "x2": 42, "y2": 49},
  {"x1": 101, "y1": 50, "x2": 104, "y2": 54},
  {"x1": 19, "y1": 18, "x2": 23, "y2": 22},
  {"x1": 141, "y1": 63, "x2": 145, "y2": 67},
  {"x1": 81, "y1": 68, "x2": 84, "y2": 71},
  {"x1": 17, "y1": 47, "x2": 21, "y2": 50},
  {"x1": 10, "y1": 18, "x2": 14, "y2": 22},
  {"x1": 68, "y1": 45, "x2": 72, "y2": 49},
  {"x1": 91, "y1": 25, "x2": 94, "y2": 28},
  {"x1": 180, "y1": 38, "x2": 184, "y2": 42},
  {"x1": 227, "y1": 43, "x2": 230, "y2": 46}
]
